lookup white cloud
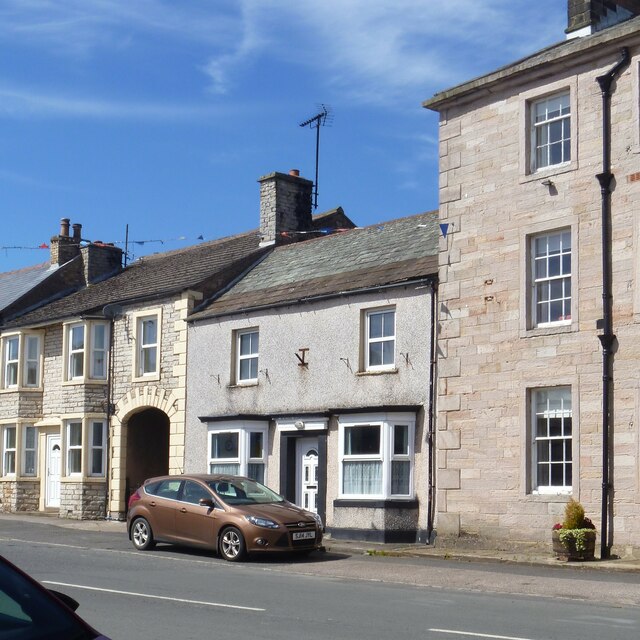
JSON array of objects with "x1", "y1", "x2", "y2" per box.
[
  {"x1": 0, "y1": 0, "x2": 565, "y2": 110},
  {"x1": 0, "y1": 85, "x2": 225, "y2": 120}
]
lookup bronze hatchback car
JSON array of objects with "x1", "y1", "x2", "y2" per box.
[{"x1": 127, "y1": 474, "x2": 323, "y2": 561}]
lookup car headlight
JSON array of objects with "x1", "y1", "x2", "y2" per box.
[
  {"x1": 245, "y1": 515, "x2": 280, "y2": 529},
  {"x1": 312, "y1": 513, "x2": 323, "y2": 528}
]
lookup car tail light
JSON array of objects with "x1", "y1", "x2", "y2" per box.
[{"x1": 128, "y1": 490, "x2": 141, "y2": 510}]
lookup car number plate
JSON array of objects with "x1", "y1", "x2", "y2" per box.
[{"x1": 293, "y1": 531, "x2": 315, "y2": 541}]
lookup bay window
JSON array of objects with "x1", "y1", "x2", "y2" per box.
[
  {"x1": 2, "y1": 425, "x2": 16, "y2": 476},
  {"x1": 1, "y1": 333, "x2": 43, "y2": 390},
  {"x1": 66, "y1": 421, "x2": 83, "y2": 475},
  {"x1": 339, "y1": 414, "x2": 414, "y2": 499},
  {"x1": 208, "y1": 422, "x2": 267, "y2": 482},
  {"x1": 3, "y1": 337, "x2": 19, "y2": 388},
  {"x1": 64, "y1": 321, "x2": 109, "y2": 382},
  {"x1": 23, "y1": 425, "x2": 37, "y2": 476}
]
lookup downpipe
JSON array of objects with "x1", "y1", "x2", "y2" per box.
[{"x1": 595, "y1": 47, "x2": 629, "y2": 560}]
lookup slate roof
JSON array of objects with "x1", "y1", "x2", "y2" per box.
[
  {"x1": 3, "y1": 208, "x2": 355, "y2": 329},
  {"x1": 0, "y1": 262, "x2": 56, "y2": 312},
  {"x1": 190, "y1": 211, "x2": 439, "y2": 321},
  {"x1": 5, "y1": 231, "x2": 266, "y2": 328}
]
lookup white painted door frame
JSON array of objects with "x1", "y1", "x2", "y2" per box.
[
  {"x1": 45, "y1": 433, "x2": 61, "y2": 509},
  {"x1": 295, "y1": 437, "x2": 319, "y2": 513}
]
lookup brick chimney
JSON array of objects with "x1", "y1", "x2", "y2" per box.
[
  {"x1": 566, "y1": 1, "x2": 640, "y2": 38},
  {"x1": 80, "y1": 242, "x2": 123, "y2": 284},
  {"x1": 49, "y1": 218, "x2": 81, "y2": 266},
  {"x1": 258, "y1": 170, "x2": 313, "y2": 246}
]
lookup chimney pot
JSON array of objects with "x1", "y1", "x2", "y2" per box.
[
  {"x1": 60, "y1": 218, "x2": 70, "y2": 237},
  {"x1": 72, "y1": 223, "x2": 82, "y2": 240},
  {"x1": 289, "y1": 169, "x2": 300, "y2": 177}
]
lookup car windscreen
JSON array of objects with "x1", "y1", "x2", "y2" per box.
[
  {"x1": 0, "y1": 555, "x2": 98, "y2": 640},
  {"x1": 205, "y1": 478, "x2": 284, "y2": 505}
]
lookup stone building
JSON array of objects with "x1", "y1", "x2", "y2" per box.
[
  {"x1": 423, "y1": 1, "x2": 640, "y2": 556},
  {"x1": 185, "y1": 211, "x2": 439, "y2": 543},
  {"x1": 0, "y1": 170, "x2": 352, "y2": 520}
]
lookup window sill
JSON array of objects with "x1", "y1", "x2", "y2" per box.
[
  {"x1": 519, "y1": 162, "x2": 576, "y2": 185},
  {"x1": 132, "y1": 373, "x2": 160, "y2": 383},
  {"x1": 520, "y1": 323, "x2": 575, "y2": 339},
  {"x1": 529, "y1": 491, "x2": 572, "y2": 501},
  {"x1": 334, "y1": 498, "x2": 418, "y2": 509},
  {"x1": 62, "y1": 379, "x2": 108, "y2": 387},
  {"x1": 356, "y1": 368, "x2": 399, "y2": 377},
  {"x1": 227, "y1": 381, "x2": 259, "y2": 389}
]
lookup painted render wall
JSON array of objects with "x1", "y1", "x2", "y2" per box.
[
  {"x1": 185, "y1": 284, "x2": 434, "y2": 534},
  {"x1": 434, "y1": 35, "x2": 640, "y2": 553}
]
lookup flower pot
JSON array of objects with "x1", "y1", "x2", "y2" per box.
[{"x1": 552, "y1": 529, "x2": 596, "y2": 561}]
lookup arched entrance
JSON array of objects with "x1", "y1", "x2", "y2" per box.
[{"x1": 125, "y1": 408, "x2": 170, "y2": 501}]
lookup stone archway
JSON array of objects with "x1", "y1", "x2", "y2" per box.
[
  {"x1": 109, "y1": 386, "x2": 181, "y2": 517},
  {"x1": 125, "y1": 408, "x2": 170, "y2": 500}
]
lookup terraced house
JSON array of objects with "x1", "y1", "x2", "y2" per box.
[
  {"x1": 424, "y1": 0, "x2": 640, "y2": 556},
  {"x1": 0, "y1": 169, "x2": 352, "y2": 520},
  {"x1": 185, "y1": 211, "x2": 439, "y2": 543}
]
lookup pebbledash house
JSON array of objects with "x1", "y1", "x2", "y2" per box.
[
  {"x1": 0, "y1": 170, "x2": 352, "y2": 520},
  {"x1": 185, "y1": 210, "x2": 439, "y2": 543},
  {"x1": 424, "y1": 1, "x2": 640, "y2": 557}
]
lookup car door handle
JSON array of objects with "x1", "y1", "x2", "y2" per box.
[{"x1": 180, "y1": 508, "x2": 187, "y2": 513}]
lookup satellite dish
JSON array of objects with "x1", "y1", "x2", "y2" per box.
[{"x1": 102, "y1": 303, "x2": 124, "y2": 319}]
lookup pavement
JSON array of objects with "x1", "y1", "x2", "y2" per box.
[{"x1": 3, "y1": 512, "x2": 640, "y2": 573}]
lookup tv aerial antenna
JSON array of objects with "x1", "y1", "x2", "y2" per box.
[{"x1": 299, "y1": 104, "x2": 332, "y2": 209}]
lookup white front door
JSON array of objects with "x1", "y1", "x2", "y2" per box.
[
  {"x1": 296, "y1": 438, "x2": 318, "y2": 513},
  {"x1": 46, "y1": 434, "x2": 61, "y2": 508}
]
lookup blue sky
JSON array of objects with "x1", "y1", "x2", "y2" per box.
[{"x1": 1, "y1": 1, "x2": 566, "y2": 271}]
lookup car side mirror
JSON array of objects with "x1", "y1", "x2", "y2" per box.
[
  {"x1": 49, "y1": 590, "x2": 80, "y2": 611},
  {"x1": 199, "y1": 498, "x2": 215, "y2": 508}
]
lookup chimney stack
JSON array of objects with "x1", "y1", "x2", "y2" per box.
[
  {"x1": 50, "y1": 217, "x2": 81, "y2": 266},
  {"x1": 566, "y1": 1, "x2": 640, "y2": 39},
  {"x1": 258, "y1": 170, "x2": 313, "y2": 246},
  {"x1": 81, "y1": 242, "x2": 123, "y2": 284}
]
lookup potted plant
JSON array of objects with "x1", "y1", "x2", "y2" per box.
[{"x1": 552, "y1": 498, "x2": 597, "y2": 561}]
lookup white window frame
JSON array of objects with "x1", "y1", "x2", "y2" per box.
[
  {"x1": 530, "y1": 91, "x2": 571, "y2": 172},
  {"x1": 338, "y1": 413, "x2": 415, "y2": 500},
  {"x1": 66, "y1": 420, "x2": 83, "y2": 476},
  {"x1": 531, "y1": 387, "x2": 573, "y2": 495},
  {"x1": 2, "y1": 425, "x2": 17, "y2": 476},
  {"x1": 23, "y1": 334, "x2": 41, "y2": 388},
  {"x1": 67, "y1": 323, "x2": 85, "y2": 380},
  {"x1": 89, "y1": 420, "x2": 107, "y2": 477},
  {"x1": 207, "y1": 421, "x2": 268, "y2": 482},
  {"x1": 2, "y1": 336, "x2": 19, "y2": 389},
  {"x1": 364, "y1": 308, "x2": 396, "y2": 371},
  {"x1": 22, "y1": 425, "x2": 37, "y2": 477},
  {"x1": 90, "y1": 324, "x2": 108, "y2": 380},
  {"x1": 531, "y1": 229, "x2": 571, "y2": 328},
  {"x1": 63, "y1": 321, "x2": 109, "y2": 383},
  {"x1": 236, "y1": 329, "x2": 259, "y2": 384},
  {"x1": 132, "y1": 310, "x2": 162, "y2": 381}
]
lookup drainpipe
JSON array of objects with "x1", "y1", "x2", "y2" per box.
[
  {"x1": 426, "y1": 278, "x2": 438, "y2": 544},
  {"x1": 102, "y1": 304, "x2": 123, "y2": 520},
  {"x1": 595, "y1": 47, "x2": 629, "y2": 560}
]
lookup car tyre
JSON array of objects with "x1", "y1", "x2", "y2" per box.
[
  {"x1": 131, "y1": 517, "x2": 156, "y2": 551},
  {"x1": 219, "y1": 526, "x2": 246, "y2": 562}
]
